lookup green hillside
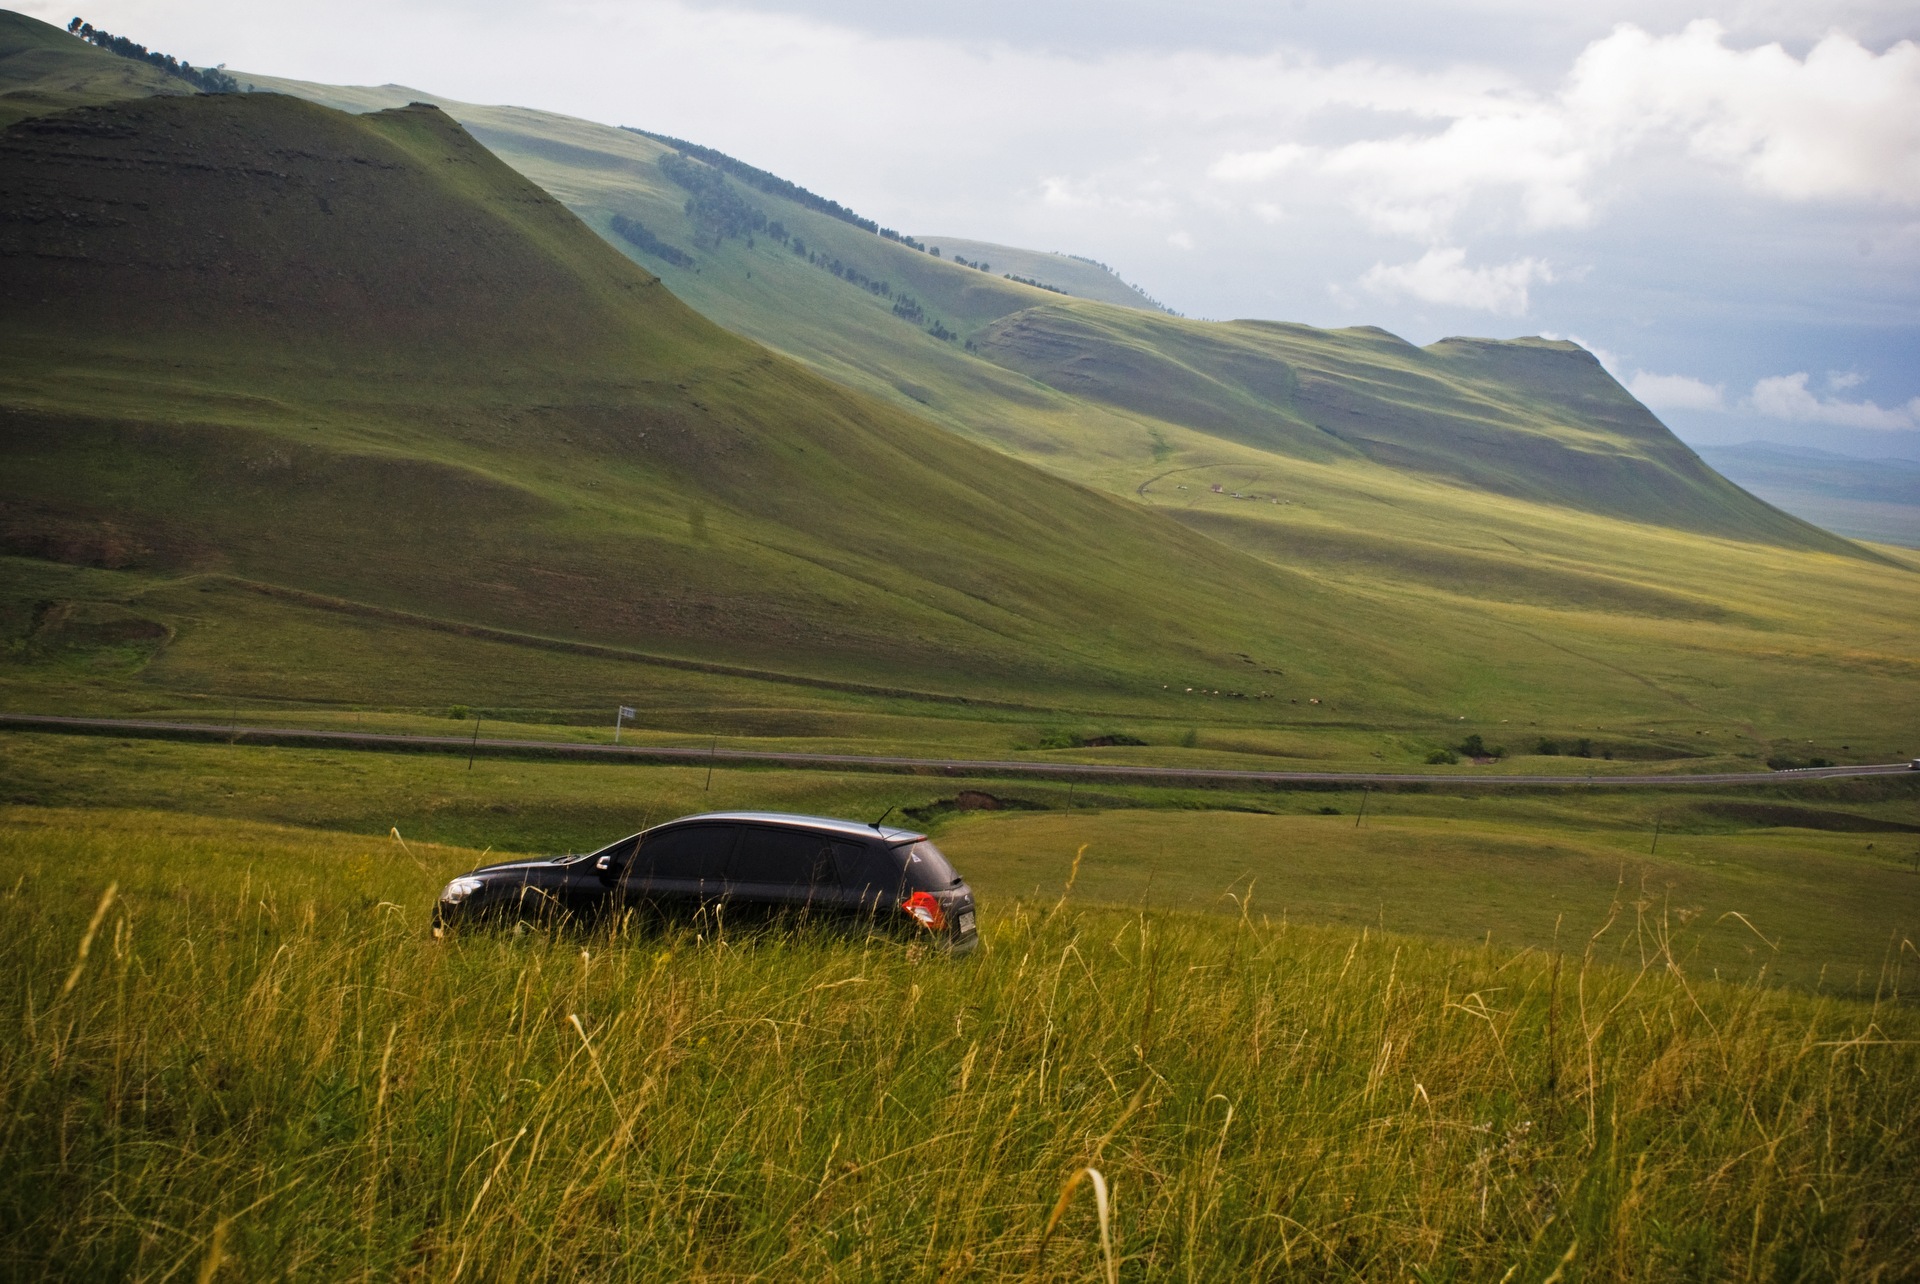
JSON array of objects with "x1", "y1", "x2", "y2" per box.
[
  {"x1": 0, "y1": 10, "x2": 188, "y2": 128},
  {"x1": 0, "y1": 42, "x2": 1863, "y2": 553},
  {"x1": 1, "y1": 47, "x2": 1915, "y2": 764},
  {"x1": 976, "y1": 310, "x2": 1849, "y2": 545},
  {"x1": 0, "y1": 90, "x2": 1437, "y2": 710},
  {"x1": 11, "y1": 38, "x2": 1838, "y2": 553},
  {"x1": 180, "y1": 78, "x2": 1920, "y2": 751},
  {"x1": 213, "y1": 73, "x2": 1853, "y2": 545}
]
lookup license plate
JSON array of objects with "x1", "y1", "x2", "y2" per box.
[{"x1": 958, "y1": 911, "x2": 976, "y2": 933}]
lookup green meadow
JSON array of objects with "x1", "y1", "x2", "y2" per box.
[
  {"x1": 5, "y1": 731, "x2": 1916, "y2": 994},
  {"x1": 3, "y1": 803, "x2": 1917, "y2": 1280}
]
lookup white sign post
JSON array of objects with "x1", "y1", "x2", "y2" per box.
[{"x1": 615, "y1": 705, "x2": 636, "y2": 744}]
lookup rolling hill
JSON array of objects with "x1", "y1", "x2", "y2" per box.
[
  {"x1": 216, "y1": 69, "x2": 1857, "y2": 553},
  {"x1": 0, "y1": 89, "x2": 1438, "y2": 711},
  {"x1": 0, "y1": 9, "x2": 189, "y2": 128},
  {"x1": 1, "y1": 20, "x2": 1915, "y2": 763}
]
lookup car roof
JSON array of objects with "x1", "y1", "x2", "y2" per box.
[{"x1": 649, "y1": 810, "x2": 928, "y2": 845}]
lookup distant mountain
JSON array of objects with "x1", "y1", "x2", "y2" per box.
[
  {"x1": 1695, "y1": 443, "x2": 1920, "y2": 548},
  {"x1": 0, "y1": 90, "x2": 1418, "y2": 704},
  {"x1": 209, "y1": 72, "x2": 1853, "y2": 557},
  {"x1": 4, "y1": 36, "x2": 1915, "y2": 747}
]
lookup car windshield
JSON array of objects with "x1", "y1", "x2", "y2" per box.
[
  {"x1": 898, "y1": 840, "x2": 959, "y2": 890},
  {"x1": 581, "y1": 833, "x2": 640, "y2": 865}
]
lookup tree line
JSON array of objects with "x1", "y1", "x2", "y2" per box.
[
  {"x1": 608, "y1": 214, "x2": 694, "y2": 269},
  {"x1": 660, "y1": 153, "x2": 771, "y2": 245},
  {"x1": 626, "y1": 129, "x2": 879, "y2": 234},
  {"x1": 1005, "y1": 274, "x2": 1067, "y2": 295},
  {"x1": 619, "y1": 128, "x2": 965, "y2": 268},
  {"x1": 1065, "y1": 252, "x2": 1180, "y2": 315},
  {"x1": 66, "y1": 18, "x2": 238, "y2": 93},
  {"x1": 653, "y1": 151, "x2": 957, "y2": 342}
]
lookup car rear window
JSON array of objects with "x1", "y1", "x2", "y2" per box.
[
  {"x1": 899, "y1": 840, "x2": 958, "y2": 891},
  {"x1": 730, "y1": 827, "x2": 837, "y2": 887},
  {"x1": 633, "y1": 824, "x2": 738, "y2": 880}
]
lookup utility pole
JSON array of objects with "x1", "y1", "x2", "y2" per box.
[
  {"x1": 705, "y1": 735, "x2": 717, "y2": 791},
  {"x1": 1649, "y1": 818, "x2": 1661, "y2": 854},
  {"x1": 468, "y1": 716, "x2": 482, "y2": 772},
  {"x1": 1356, "y1": 786, "x2": 1370, "y2": 828}
]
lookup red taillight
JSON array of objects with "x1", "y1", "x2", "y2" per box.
[{"x1": 901, "y1": 890, "x2": 946, "y2": 931}]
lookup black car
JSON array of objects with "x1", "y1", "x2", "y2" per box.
[{"x1": 433, "y1": 810, "x2": 979, "y2": 951}]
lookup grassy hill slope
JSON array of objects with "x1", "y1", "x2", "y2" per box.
[
  {"x1": 0, "y1": 10, "x2": 188, "y2": 128},
  {"x1": 2, "y1": 58, "x2": 1915, "y2": 761},
  {"x1": 213, "y1": 77, "x2": 1855, "y2": 548},
  {"x1": 0, "y1": 90, "x2": 1444, "y2": 709},
  {"x1": 974, "y1": 309, "x2": 1853, "y2": 548}
]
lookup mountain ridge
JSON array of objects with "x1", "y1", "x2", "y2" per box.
[
  {"x1": 2, "y1": 23, "x2": 1914, "y2": 760},
  {"x1": 0, "y1": 89, "x2": 1425, "y2": 706}
]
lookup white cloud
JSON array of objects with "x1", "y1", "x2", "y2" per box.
[
  {"x1": 1205, "y1": 20, "x2": 1920, "y2": 245},
  {"x1": 1360, "y1": 247, "x2": 1551, "y2": 314},
  {"x1": 1629, "y1": 371, "x2": 1727, "y2": 411},
  {"x1": 1565, "y1": 21, "x2": 1920, "y2": 204},
  {"x1": 1317, "y1": 111, "x2": 1593, "y2": 237},
  {"x1": 1209, "y1": 143, "x2": 1311, "y2": 183},
  {"x1": 1748, "y1": 372, "x2": 1920, "y2": 428},
  {"x1": 1827, "y1": 370, "x2": 1865, "y2": 390}
]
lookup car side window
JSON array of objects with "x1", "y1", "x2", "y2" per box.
[
  {"x1": 632, "y1": 825, "x2": 738, "y2": 880},
  {"x1": 730, "y1": 827, "x2": 838, "y2": 887},
  {"x1": 832, "y1": 841, "x2": 902, "y2": 900}
]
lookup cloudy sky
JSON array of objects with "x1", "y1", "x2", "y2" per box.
[{"x1": 32, "y1": 0, "x2": 1920, "y2": 458}]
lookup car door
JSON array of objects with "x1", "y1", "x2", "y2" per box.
[
  {"x1": 725, "y1": 825, "x2": 838, "y2": 919},
  {"x1": 622, "y1": 823, "x2": 739, "y2": 920},
  {"x1": 564, "y1": 833, "x2": 640, "y2": 916}
]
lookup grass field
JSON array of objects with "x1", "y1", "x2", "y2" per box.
[
  {"x1": 3, "y1": 805, "x2": 1916, "y2": 1279},
  {"x1": 5, "y1": 729, "x2": 1916, "y2": 993}
]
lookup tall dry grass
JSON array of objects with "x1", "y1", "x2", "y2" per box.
[{"x1": 2, "y1": 809, "x2": 1916, "y2": 1280}]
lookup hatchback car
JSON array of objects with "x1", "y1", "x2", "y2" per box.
[{"x1": 434, "y1": 810, "x2": 979, "y2": 951}]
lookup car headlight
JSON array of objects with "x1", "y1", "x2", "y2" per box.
[{"x1": 440, "y1": 876, "x2": 486, "y2": 904}]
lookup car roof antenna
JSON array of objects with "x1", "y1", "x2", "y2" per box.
[{"x1": 870, "y1": 805, "x2": 896, "y2": 832}]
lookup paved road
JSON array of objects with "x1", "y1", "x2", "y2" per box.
[{"x1": 4, "y1": 712, "x2": 1911, "y2": 789}]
